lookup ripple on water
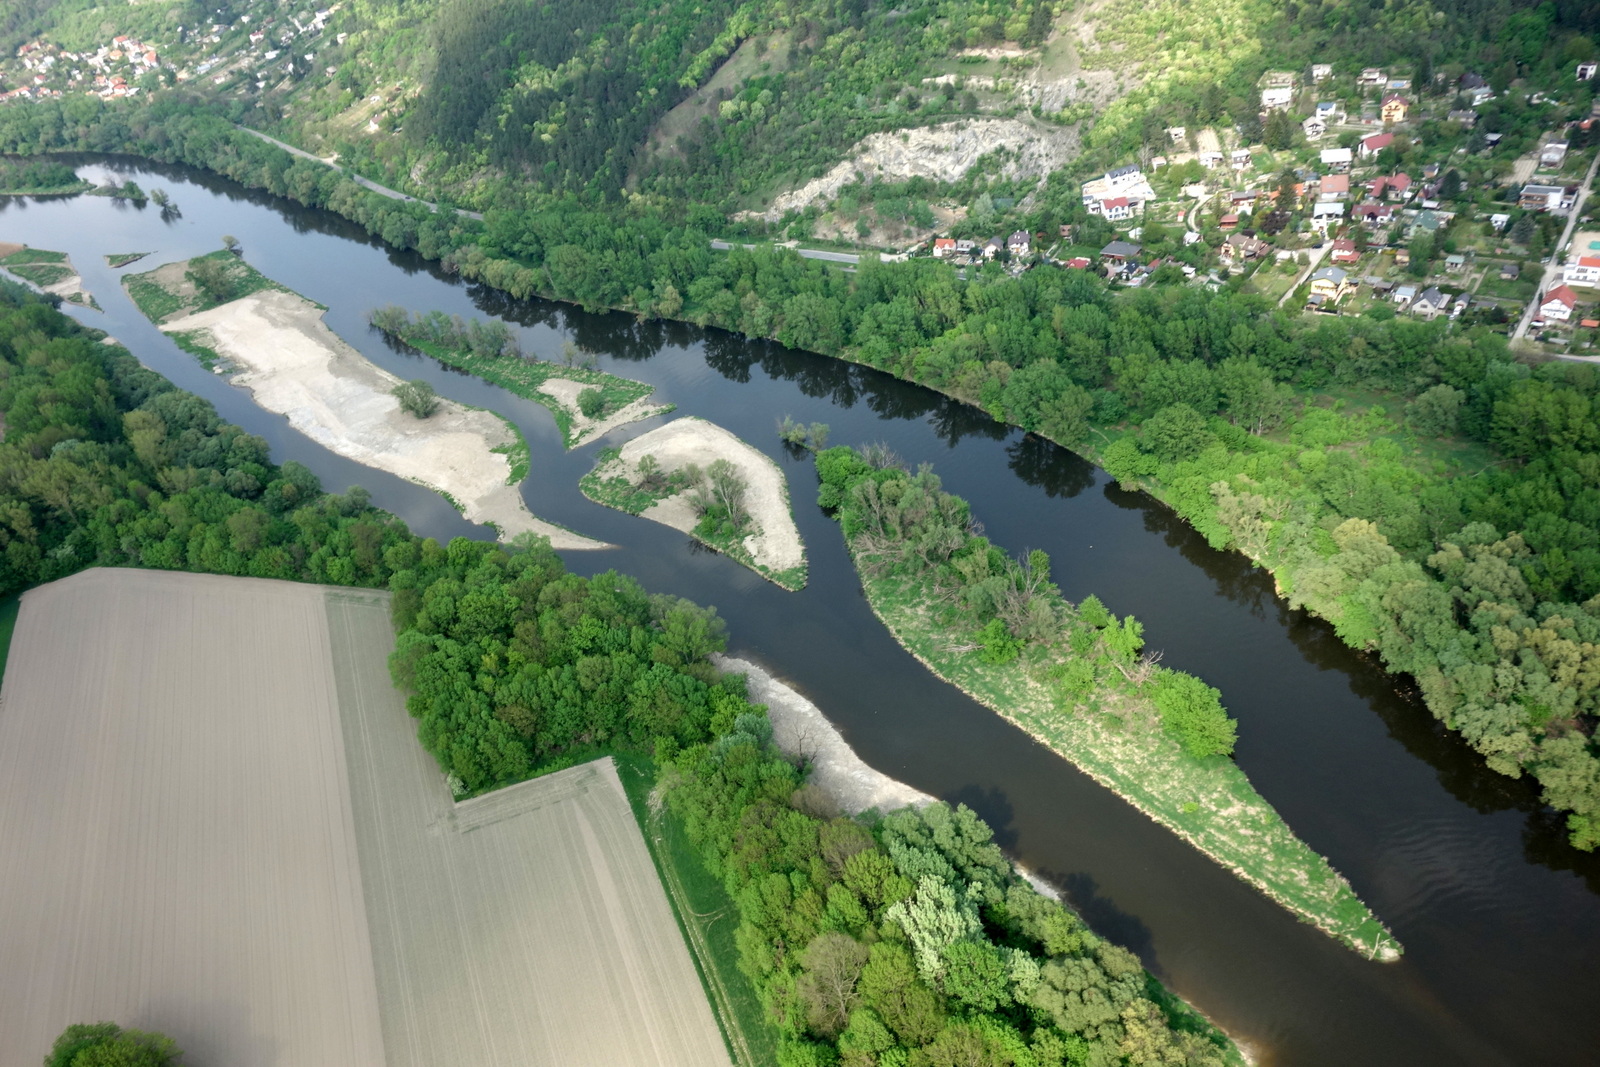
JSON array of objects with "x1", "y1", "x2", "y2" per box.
[{"x1": 1373, "y1": 813, "x2": 1521, "y2": 924}]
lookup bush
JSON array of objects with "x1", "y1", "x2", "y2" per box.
[
  {"x1": 392, "y1": 379, "x2": 440, "y2": 418},
  {"x1": 46, "y1": 1023, "x2": 180, "y2": 1067},
  {"x1": 1150, "y1": 672, "x2": 1238, "y2": 758},
  {"x1": 577, "y1": 387, "x2": 606, "y2": 418}
]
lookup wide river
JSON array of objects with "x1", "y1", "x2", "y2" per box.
[{"x1": 7, "y1": 157, "x2": 1597, "y2": 1065}]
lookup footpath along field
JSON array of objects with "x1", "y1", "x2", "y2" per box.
[{"x1": 0, "y1": 568, "x2": 728, "y2": 1067}]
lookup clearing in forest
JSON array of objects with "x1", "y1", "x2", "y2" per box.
[
  {"x1": 581, "y1": 417, "x2": 807, "y2": 589},
  {"x1": 0, "y1": 569, "x2": 730, "y2": 1067}
]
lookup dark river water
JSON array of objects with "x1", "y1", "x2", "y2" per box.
[{"x1": 8, "y1": 156, "x2": 1598, "y2": 1065}]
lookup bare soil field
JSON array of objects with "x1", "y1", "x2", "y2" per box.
[
  {"x1": 0, "y1": 569, "x2": 386, "y2": 1067},
  {"x1": 615, "y1": 418, "x2": 804, "y2": 573},
  {"x1": 326, "y1": 591, "x2": 731, "y2": 1067},
  {"x1": 715, "y1": 653, "x2": 931, "y2": 815},
  {"x1": 160, "y1": 290, "x2": 605, "y2": 549}
]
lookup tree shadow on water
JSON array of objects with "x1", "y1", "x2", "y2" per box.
[
  {"x1": 943, "y1": 782, "x2": 1019, "y2": 852},
  {"x1": 1050, "y1": 870, "x2": 1160, "y2": 970}
]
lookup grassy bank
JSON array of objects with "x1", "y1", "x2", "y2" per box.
[
  {"x1": 105, "y1": 252, "x2": 151, "y2": 268},
  {"x1": 821, "y1": 449, "x2": 1400, "y2": 960},
  {"x1": 373, "y1": 314, "x2": 668, "y2": 448},
  {"x1": 125, "y1": 250, "x2": 308, "y2": 324},
  {"x1": 582, "y1": 445, "x2": 807, "y2": 591},
  {"x1": 613, "y1": 753, "x2": 780, "y2": 1067},
  {"x1": 0, "y1": 179, "x2": 92, "y2": 196}
]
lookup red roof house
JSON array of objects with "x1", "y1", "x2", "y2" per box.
[{"x1": 1330, "y1": 239, "x2": 1359, "y2": 263}]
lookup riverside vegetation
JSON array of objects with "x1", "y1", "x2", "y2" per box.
[
  {"x1": 5, "y1": 96, "x2": 1598, "y2": 856},
  {"x1": 816, "y1": 445, "x2": 1399, "y2": 959},
  {"x1": 369, "y1": 305, "x2": 670, "y2": 447},
  {"x1": 0, "y1": 282, "x2": 1239, "y2": 1067}
]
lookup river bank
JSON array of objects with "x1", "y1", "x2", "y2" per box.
[{"x1": 143, "y1": 279, "x2": 606, "y2": 549}]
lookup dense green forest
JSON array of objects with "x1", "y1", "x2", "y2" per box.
[{"x1": 2, "y1": 94, "x2": 1597, "y2": 850}]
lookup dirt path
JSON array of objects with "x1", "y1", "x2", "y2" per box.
[
  {"x1": 161, "y1": 290, "x2": 607, "y2": 549},
  {"x1": 537, "y1": 378, "x2": 672, "y2": 446},
  {"x1": 714, "y1": 654, "x2": 930, "y2": 815},
  {"x1": 616, "y1": 418, "x2": 804, "y2": 572}
]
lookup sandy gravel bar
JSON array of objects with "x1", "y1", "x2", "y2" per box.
[
  {"x1": 160, "y1": 289, "x2": 605, "y2": 549},
  {"x1": 538, "y1": 377, "x2": 673, "y2": 447},
  {"x1": 618, "y1": 417, "x2": 804, "y2": 572},
  {"x1": 0, "y1": 244, "x2": 97, "y2": 308},
  {"x1": 0, "y1": 569, "x2": 387, "y2": 1067},
  {"x1": 715, "y1": 653, "x2": 931, "y2": 815},
  {"x1": 326, "y1": 591, "x2": 732, "y2": 1067}
]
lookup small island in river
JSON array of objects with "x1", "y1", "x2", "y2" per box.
[
  {"x1": 582, "y1": 417, "x2": 807, "y2": 590},
  {"x1": 0, "y1": 243, "x2": 99, "y2": 310},
  {"x1": 124, "y1": 255, "x2": 606, "y2": 549}
]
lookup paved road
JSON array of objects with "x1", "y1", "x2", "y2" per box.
[
  {"x1": 235, "y1": 126, "x2": 484, "y2": 221},
  {"x1": 1513, "y1": 150, "x2": 1600, "y2": 340},
  {"x1": 710, "y1": 238, "x2": 861, "y2": 264},
  {"x1": 1279, "y1": 241, "x2": 1333, "y2": 308}
]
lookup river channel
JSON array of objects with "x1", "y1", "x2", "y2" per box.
[{"x1": 7, "y1": 156, "x2": 1598, "y2": 1065}]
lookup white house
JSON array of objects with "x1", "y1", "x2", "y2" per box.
[
  {"x1": 1167, "y1": 126, "x2": 1187, "y2": 143},
  {"x1": 1564, "y1": 256, "x2": 1600, "y2": 287},
  {"x1": 1489, "y1": 213, "x2": 1510, "y2": 231},
  {"x1": 1358, "y1": 68, "x2": 1386, "y2": 87},
  {"x1": 1310, "y1": 200, "x2": 1347, "y2": 232},
  {"x1": 1540, "y1": 285, "x2": 1578, "y2": 321},
  {"x1": 1099, "y1": 197, "x2": 1136, "y2": 221},
  {"x1": 1321, "y1": 146, "x2": 1353, "y2": 170},
  {"x1": 1315, "y1": 100, "x2": 1340, "y2": 119},
  {"x1": 1261, "y1": 86, "x2": 1294, "y2": 110},
  {"x1": 1302, "y1": 116, "x2": 1327, "y2": 139},
  {"x1": 1578, "y1": 61, "x2": 1598, "y2": 81},
  {"x1": 1540, "y1": 142, "x2": 1570, "y2": 168},
  {"x1": 1412, "y1": 287, "x2": 1447, "y2": 319},
  {"x1": 1311, "y1": 63, "x2": 1333, "y2": 83},
  {"x1": 1231, "y1": 148, "x2": 1253, "y2": 168}
]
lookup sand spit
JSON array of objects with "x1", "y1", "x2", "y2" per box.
[
  {"x1": 617, "y1": 417, "x2": 804, "y2": 572},
  {"x1": 715, "y1": 653, "x2": 931, "y2": 815},
  {"x1": 161, "y1": 289, "x2": 606, "y2": 549},
  {"x1": 0, "y1": 243, "x2": 97, "y2": 309},
  {"x1": 538, "y1": 377, "x2": 672, "y2": 446}
]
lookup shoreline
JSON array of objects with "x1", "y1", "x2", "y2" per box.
[
  {"x1": 852, "y1": 568, "x2": 1402, "y2": 962},
  {"x1": 153, "y1": 287, "x2": 608, "y2": 550}
]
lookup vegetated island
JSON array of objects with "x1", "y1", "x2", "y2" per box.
[
  {"x1": 370, "y1": 305, "x2": 672, "y2": 448},
  {"x1": 123, "y1": 253, "x2": 605, "y2": 549},
  {"x1": 104, "y1": 251, "x2": 151, "y2": 268},
  {"x1": 0, "y1": 158, "x2": 91, "y2": 197},
  {"x1": 0, "y1": 243, "x2": 99, "y2": 310},
  {"x1": 816, "y1": 445, "x2": 1401, "y2": 961},
  {"x1": 581, "y1": 417, "x2": 806, "y2": 590}
]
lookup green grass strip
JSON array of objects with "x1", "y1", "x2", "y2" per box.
[{"x1": 0, "y1": 593, "x2": 20, "y2": 693}]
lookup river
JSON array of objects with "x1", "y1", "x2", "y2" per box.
[{"x1": 6, "y1": 156, "x2": 1597, "y2": 1065}]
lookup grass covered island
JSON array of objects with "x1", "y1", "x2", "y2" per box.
[
  {"x1": 123, "y1": 254, "x2": 602, "y2": 548},
  {"x1": 0, "y1": 244, "x2": 98, "y2": 310},
  {"x1": 370, "y1": 305, "x2": 672, "y2": 448},
  {"x1": 816, "y1": 445, "x2": 1401, "y2": 961},
  {"x1": 581, "y1": 417, "x2": 807, "y2": 590}
]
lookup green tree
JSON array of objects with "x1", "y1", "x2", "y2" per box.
[
  {"x1": 392, "y1": 380, "x2": 440, "y2": 418},
  {"x1": 577, "y1": 387, "x2": 606, "y2": 418},
  {"x1": 46, "y1": 1023, "x2": 180, "y2": 1067},
  {"x1": 1407, "y1": 384, "x2": 1464, "y2": 437},
  {"x1": 1150, "y1": 671, "x2": 1238, "y2": 758},
  {"x1": 185, "y1": 258, "x2": 233, "y2": 304}
]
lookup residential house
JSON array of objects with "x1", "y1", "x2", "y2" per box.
[
  {"x1": 1578, "y1": 61, "x2": 1598, "y2": 81},
  {"x1": 1309, "y1": 266, "x2": 1354, "y2": 302},
  {"x1": 1167, "y1": 126, "x2": 1188, "y2": 143},
  {"x1": 1539, "y1": 285, "x2": 1578, "y2": 322},
  {"x1": 1081, "y1": 165, "x2": 1156, "y2": 210},
  {"x1": 1484, "y1": 132, "x2": 1504, "y2": 147},
  {"x1": 1381, "y1": 95, "x2": 1409, "y2": 123},
  {"x1": 1500, "y1": 262, "x2": 1520, "y2": 281},
  {"x1": 1195, "y1": 128, "x2": 1224, "y2": 168},
  {"x1": 1490, "y1": 213, "x2": 1511, "y2": 232},
  {"x1": 1100, "y1": 240, "x2": 1142, "y2": 263},
  {"x1": 1451, "y1": 293, "x2": 1471, "y2": 318},
  {"x1": 1219, "y1": 214, "x2": 1240, "y2": 230},
  {"x1": 1584, "y1": 317, "x2": 1600, "y2": 329},
  {"x1": 1261, "y1": 85, "x2": 1295, "y2": 110},
  {"x1": 1468, "y1": 86, "x2": 1495, "y2": 106},
  {"x1": 932, "y1": 238, "x2": 956, "y2": 258},
  {"x1": 1447, "y1": 109, "x2": 1479, "y2": 127},
  {"x1": 954, "y1": 239, "x2": 977, "y2": 257},
  {"x1": 1355, "y1": 200, "x2": 1394, "y2": 227},
  {"x1": 1369, "y1": 174, "x2": 1412, "y2": 201},
  {"x1": 982, "y1": 237, "x2": 1003, "y2": 259},
  {"x1": 1311, "y1": 63, "x2": 1333, "y2": 82},
  {"x1": 1395, "y1": 249, "x2": 1412, "y2": 267},
  {"x1": 1540, "y1": 142, "x2": 1570, "y2": 168},
  {"x1": 1330, "y1": 239, "x2": 1360, "y2": 263},
  {"x1": 1311, "y1": 200, "x2": 1348, "y2": 230},
  {"x1": 1358, "y1": 68, "x2": 1386, "y2": 88},
  {"x1": 1222, "y1": 233, "x2": 1270, "y2": 261},
  {"x1": 1520, "y1": 183, "x2": 1568, "y2": 211},
  {"x1": 1008, "y1": 230, "x2": 1032, "y2": 256},
  {"x1": 1321, "y1": 146, "x2": 1354, "y2": 170},
  {"x1": 1320, "y1": 173, "x2": 1350, "y2": 198},
  {"x1": 1564, "y1": 256, "x2": 1600, "y2": 286},
  {"x1": 1411, "y1": 210, "x2": 1444, "y2": 236},
  {"x1": 1099, "y1": 197, "x2": 1136, "y2": 221},
  {"x1": 1315, "y1": 101, "x2": 1341, "y2": 120},
  {"x1": 1412, "y1": 287, "x2": 1448, "y2": 319},
  {"x1": 1422, "y1": 163, "x2": 1441, "y2": 181},
  {"x1": 1444, "y1": 254, "x2": 1467, "y2": 272},
  {"x1": 1104, "y1": 164, "x2": 1145, "y2": 190},
  {"x1": 1064, "y1": 257, "x2": 1092, "y2": 269},
  {"x1": 1231, "y1": 148, "x2": 1254, "y2": 169},
  {"x1": 1360, "y1": 132, "x2": 1394, "y2": 159},
  {"x1": 1393, "y1": 284, "x2": 1418, "y2": 307},
  {"x1": 1302, "y1": 116, "x2": 1327, "y2": 139},
  {"x1": 1370, "y1": 279, "x2": 1395, "y2": 297}
]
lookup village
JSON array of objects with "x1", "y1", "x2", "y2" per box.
[{"x1": 920, "y1": 61, "x2": 1600, "y2": 357}]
